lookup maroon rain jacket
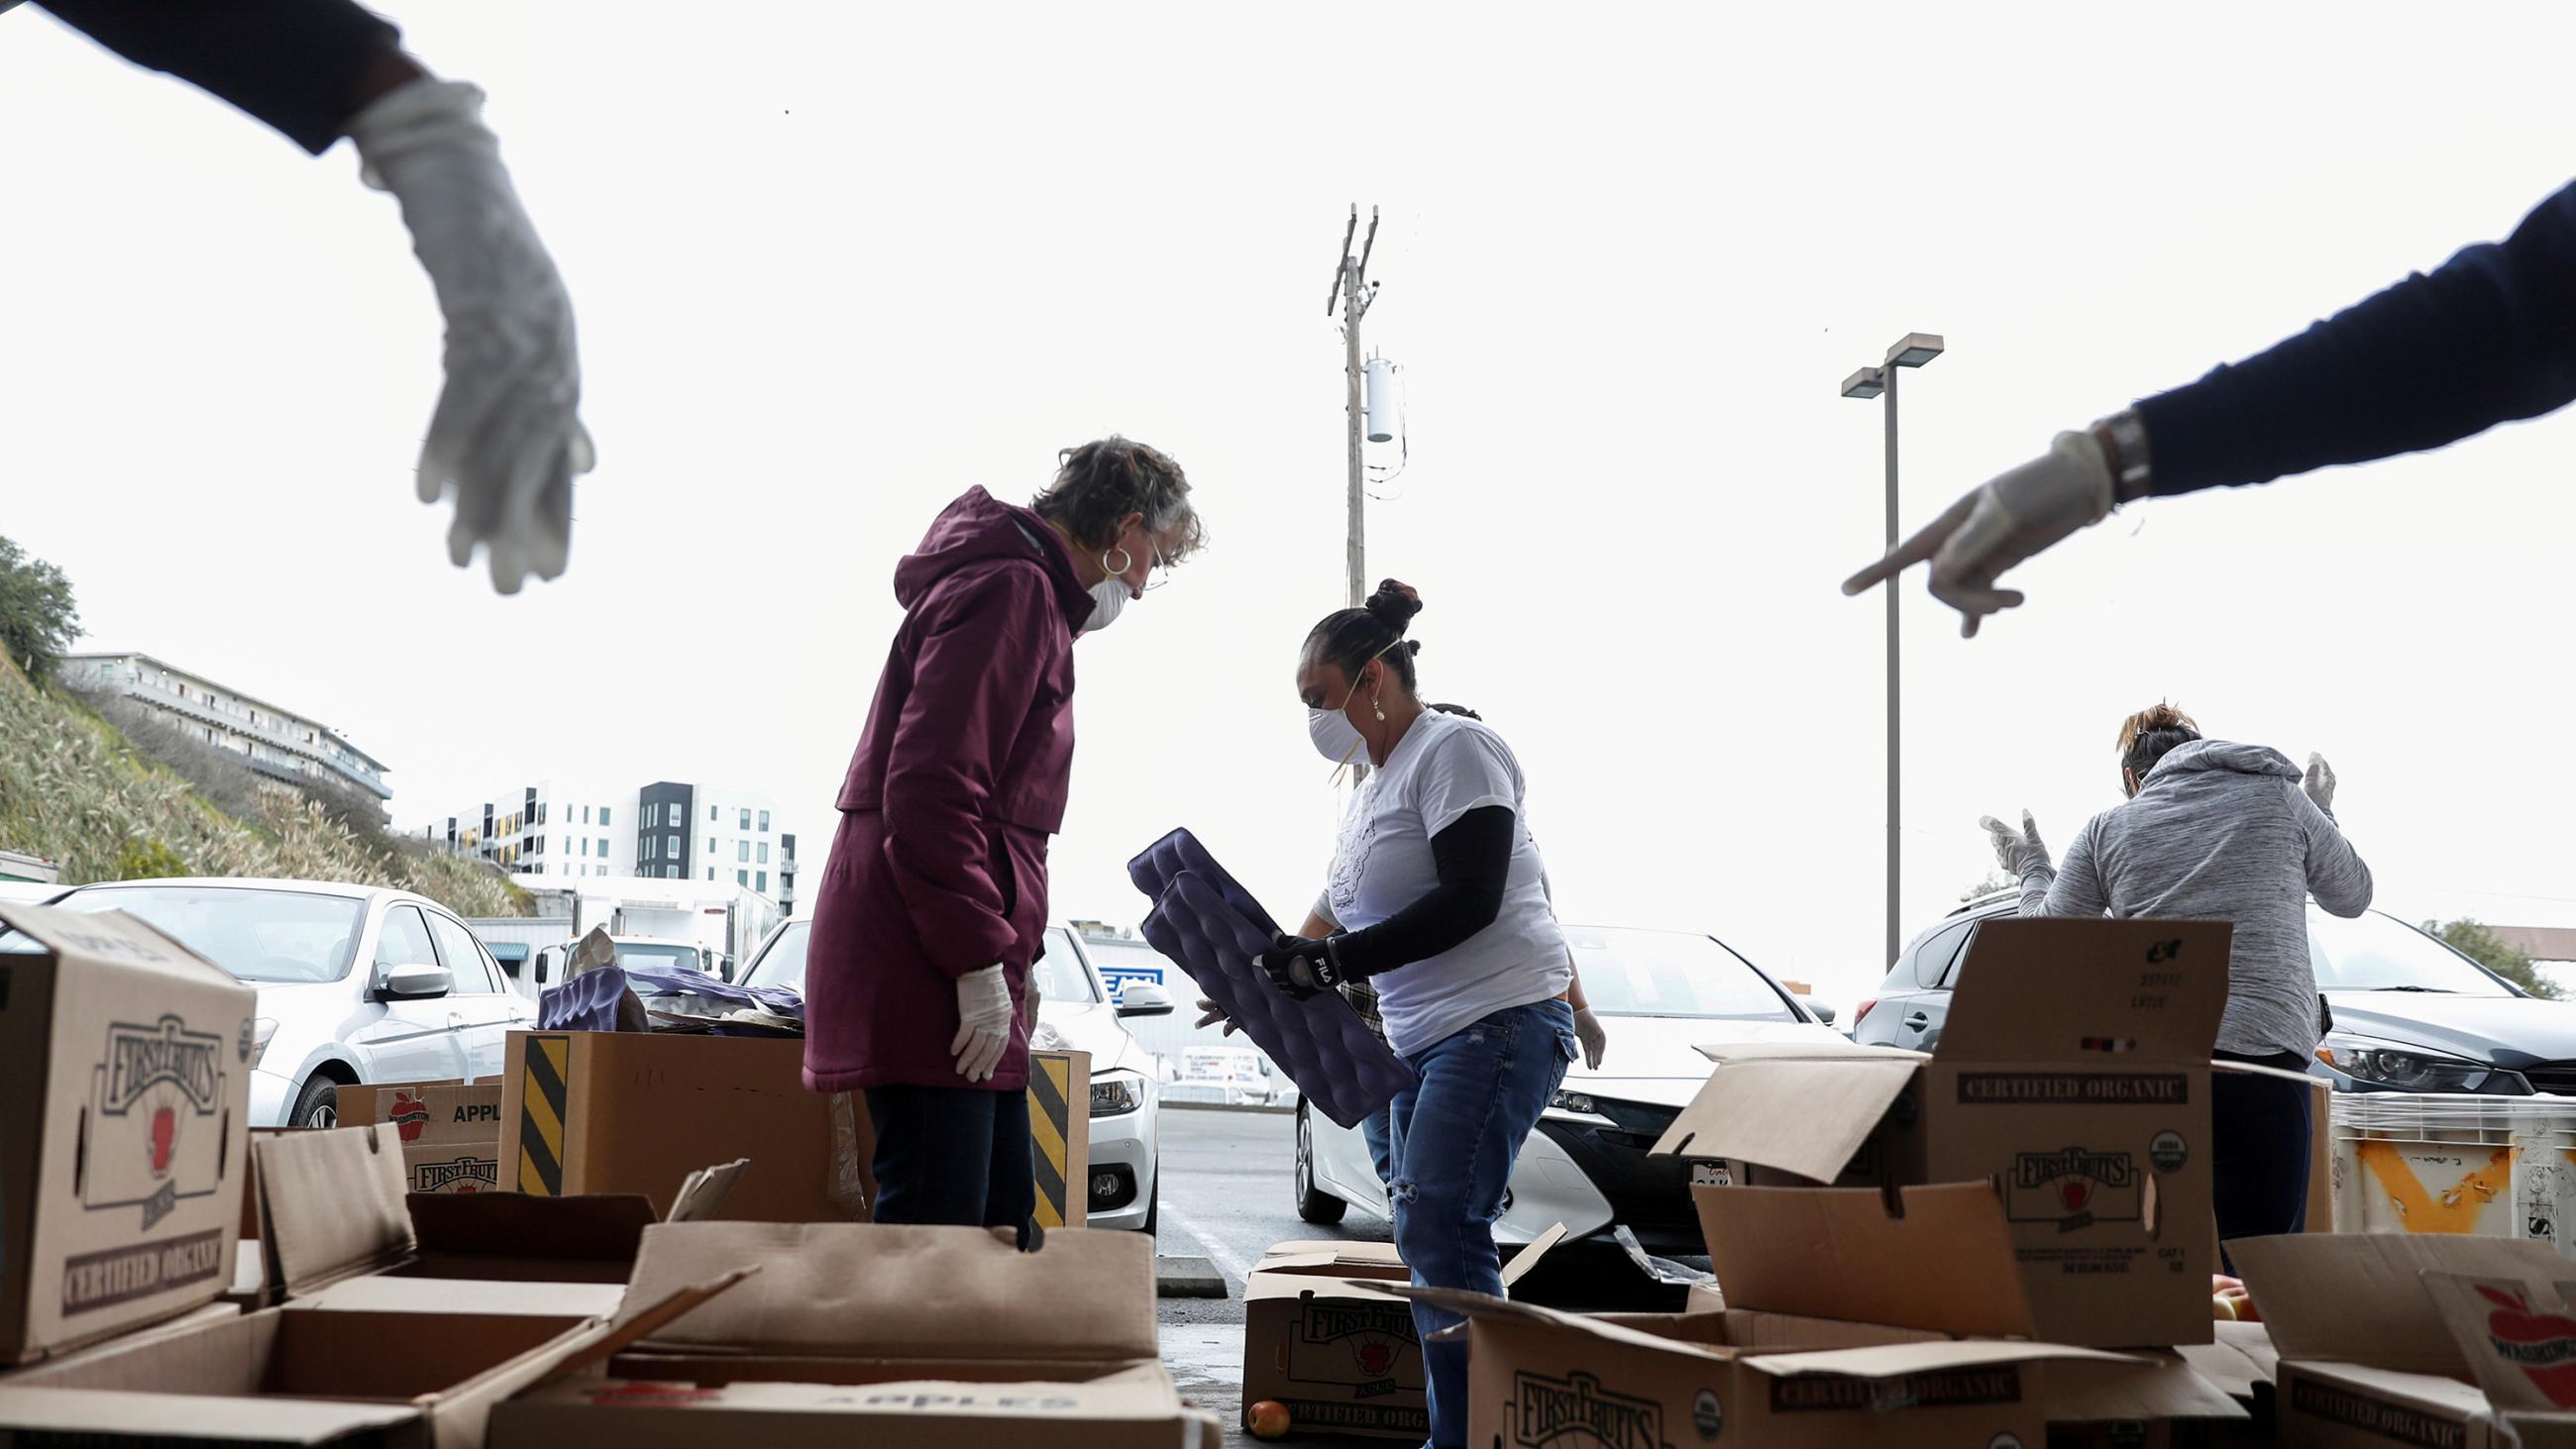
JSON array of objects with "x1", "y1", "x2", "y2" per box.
[{"x1": 803, "y1": 487, "x2": 1096, "y2": 1093}]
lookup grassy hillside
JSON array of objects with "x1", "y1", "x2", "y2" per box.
[{"x1": 0, "y1": 655, "x2": 531, "y2": 917}]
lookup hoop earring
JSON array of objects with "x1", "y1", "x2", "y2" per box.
[{"x1": 1100, "y1": 546, "x2": 1132, "y2": 576}]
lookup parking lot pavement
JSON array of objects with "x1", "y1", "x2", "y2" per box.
[
  {"x1": 1150, "y1": 1106, "x2": 1692, "y2": 1446},
  {"x1": 1154, "y1": 1108, "x2": 1389, "y2": 1448}
]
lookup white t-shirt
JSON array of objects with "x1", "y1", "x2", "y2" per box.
[{"x1": 1321, "y1": 711, "x2": 1570, "y2": 1056}]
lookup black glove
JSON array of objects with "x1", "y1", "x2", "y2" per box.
[{"x1": 1258, "y1": 933, "x2": 1338, "y2": 1000}]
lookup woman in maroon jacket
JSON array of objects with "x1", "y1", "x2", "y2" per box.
[{"x1": 805, "y1": 438, "x2": 1203, "y2": 1239}]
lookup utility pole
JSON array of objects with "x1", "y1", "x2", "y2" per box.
[{"x1": 1328, "y1": 205, "x2": 1380, "y2": 609}]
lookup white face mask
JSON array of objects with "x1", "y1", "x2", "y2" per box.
[
  {"x1": 1082, "y1": 576, "x2": 1131, "y2": 634},
  {"x1": 1308, "y1": 704, "x2": 1364, "y2": 767}
]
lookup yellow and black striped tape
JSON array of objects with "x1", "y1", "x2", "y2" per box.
[
  {"x1": 1028, "y1": 1054, "x2": 1074, "y2": 1227},
  {"x1": 516, "y1": 1033, "x2": 572, "y2": 1195}
]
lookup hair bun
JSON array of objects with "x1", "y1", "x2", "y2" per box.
[
  {"x1": 1364, "y1": 579, "x2": 1424, "y2": 634},
  {"x1": 2114, "y1": 700, "x2": 2200, "y2": 756}
]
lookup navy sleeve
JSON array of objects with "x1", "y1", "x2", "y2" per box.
[
  {"x1": 41, "y1": 0, "x2": 403, "y2": 155},
  {"x1": 2135, "y1": 177, "x2": 2576, "y2": 496},
  {"x1": 1332, "y1": 805, "x2": 1514, "y2": 979}
]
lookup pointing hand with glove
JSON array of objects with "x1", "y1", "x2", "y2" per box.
[
  {"x1": 349, "y1": 76, "x2": 594, "y2": 594},
  {"x1": 1981, "y1": 810, "x2": 2055, "y2": 880},
  {"x1": 1845, "y1": 425, "x2": 2132, "y2": 638}
]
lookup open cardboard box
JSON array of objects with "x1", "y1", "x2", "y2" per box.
[
  {"x1": 1656, "y1": 917, "x2": 2231, "y2": 1347},
  {"x1": 250, "y1": 1123, "x2": 743, "y2": 1317},
  {"x1": 487, "y1": 1220, "x2": 1220, "y2": 1448},
  {"x1": 1390, "y1": 1181, "x2": 2243, "y2": 1449},
  {"x1": 2425, "y1": 1267, "x2": 2576, "y2": 1449},
  {"x1": 2233, "y1": 1230, "x2": 2568, "y2": 1449},
  {"x1": 0, "y1": 903, "x2": 257, "y2": 1365},
  {"x1": 1239, "y1": 1224, "x2": 1566, "y2": 1440},
  {"x1": 0, "y1": 1263, "x2": 748, "y2": 1447}
]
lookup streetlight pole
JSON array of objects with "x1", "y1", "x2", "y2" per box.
[
  {"x1": 1840, "y1": 332, "x2": 1944, "y2": 968},
  {"x1": 1328, "y1": 205, "x2": 1381, "y2": 610}
]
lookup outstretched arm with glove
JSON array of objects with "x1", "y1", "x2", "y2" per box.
[
  {"x1": 1984, "y1": 810, "x2": 2109, "y2": 918},
  {"x1": 39, "y1": 0, "x2": 592, "y2": 592},
  {"x1": 1846, "y1": 177, "x2": 2576, "y2": 636}
]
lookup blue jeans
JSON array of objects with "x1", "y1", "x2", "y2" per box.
[
  {"x1": 1361, "y1": 1105, "x2": 1395, "y2": 1188},
  {"x1": 1388, "y1": 998, "x2": 1575, "y2": 1449}
]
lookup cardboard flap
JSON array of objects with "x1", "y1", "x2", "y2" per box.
[
  {"x1": 1744, "y1": 1340, "x2": 2138, "y2": 1379},
  {"x1": 524, "y1": 1267, "x2": 759, "y2": 1392},
  {"x1": 1650, "y1": 1056, "x2": 1919, "y2": 1181},
  {"x1": 1252, "y1": 1251, "x2": 1411, "y2": 1287},
  {"x1": 2232, "y1": 1232, "x2": 2568, "y2": 1377},
  {"x1": 2174, "y1": 1321, "x2": 2279, "y2": 1400},
  {"x1": 1936, "y1": 918, "x2": 2231, "y2": 1064},
  {"x1": 2423, "y1": 1271, "x2": 2576, "y2": 1413},
  {"x1": 1386, "y1": 1286, "x2": 1741, "y2": 1363},
  {"x1": 1697, "y1": 1183, "x2": 2036, "y2": 1338},
  {"x1": 0, "y1": 1386, "x2": 423, "y2": 1442},
  {"x1": 406, "y1": 1190, "x2": 657, "y2": 1264},
  {"x1": 1500, "y1": 1222, "x2": 1569, "y2": 1291},
  {"x1": 621, "y1": 1222, "x2": 1157, "y2": 1363},
  {"x1": 1690, "y1": 1040, "x2": 1928, "y2": 1066},
  {"x1": 2047, "y1": 1351, "x2": 2251, "y2": 1423},
  {"x1": 256, "y1": 1125, "x2": 414, "y2": 1297},
  {"x1": 666, "y1": 1159, "x2": 749, "y2": 1222}
]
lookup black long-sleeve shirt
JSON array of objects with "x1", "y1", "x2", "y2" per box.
[
  {"x1": 2136, "y1": 177, "x2": 2576, "y2": 496},
  {"x1": 41, "y1": 0, "x2": 402, "y2": 155}
]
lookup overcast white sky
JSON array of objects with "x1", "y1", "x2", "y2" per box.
[{"x1": 6, "y1": 1, "x2": 2573, "y2": 1013}]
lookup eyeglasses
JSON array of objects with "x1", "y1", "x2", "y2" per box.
[{"x1": 1140, "y1": 543, "x2": 1172, "y2": 592}]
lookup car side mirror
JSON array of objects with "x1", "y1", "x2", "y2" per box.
[
  {"x1": 1798, "y1": 995, "x2": 1837, "y2": 1026},
  {"x1": 380, "y1": 964, "x2": 453, "y2": 1000},
  {"x1": 1117, "y1": 981, "x2": 1176, "y2": 1018}
]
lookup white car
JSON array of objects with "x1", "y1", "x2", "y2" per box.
[
  {"x1": 1295, "y1": 924, "x2": 1846, "y2": 1254},
  {"x1": 530, "y1": 933, "x2": 723, "y2": 983},
  {"x1": 34, "y1": 877, "x2": 539, "y2": 1128},
  {"x1": 738, "y1": 918, "x2": 1175, "y2": 1233}
]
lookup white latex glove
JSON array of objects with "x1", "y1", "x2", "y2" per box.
[
  {"x1": 349, "y1": 77, "x2": 594, "y2": 595},
  {"x1": 2303, "y1": 753, "x2": 2337, "y2": 815},
  {"x1": 1194, "y1": 997, "x2": 1241, "y2": 1036},
  {"x1": 1572, "y1": 1007, "x2": 1607, "y2": 1072},
  {"x1": 1845, "y1": 431, "x2": 2114, "y2": 638},
  {"x1": 950, "y1": 965, "x2": 1015, "y2": 1084},
  {"x1": 1981, "y1": 810, "x2": 2054, "y2": 878}
]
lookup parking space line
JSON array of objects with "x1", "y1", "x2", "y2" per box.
[{"x1": 1160, "y1": 1202, "x2": 1256, "y2": 1287}]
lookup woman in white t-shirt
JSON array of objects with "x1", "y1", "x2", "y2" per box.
[{"x1": 1254, "y1": 579, "x2": 1577, "y2": 1449}]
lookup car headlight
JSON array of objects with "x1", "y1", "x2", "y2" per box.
[
  {"x1": 1544, "y1": 1089, "x2": 1612, "y2": 1124},
  {"x1": 252, "y1": 1018, "x2": 279, "y2": 1063},
  {"x1": 1090, "y1": 1071, "x2": 1147, "y2": 1117},
  {"x1": 2316, "y1": 1034, "x2": 2529, "y2": 1093}
]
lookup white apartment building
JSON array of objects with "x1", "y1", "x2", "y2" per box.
[
  {"x1": 415, "y1": 778, "x2": 793, "y2": 905},
  {"x1": 60, "y1": 651, "x2": 392, "y2": 807}
]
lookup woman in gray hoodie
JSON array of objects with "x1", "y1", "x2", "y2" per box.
[{"x1": 1983, "y1": 703, "x2": 2372, "y2": 1258}]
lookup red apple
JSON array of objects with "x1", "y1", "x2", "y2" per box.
[{"x1": 1246, "y1": 1400, "x2": 1291, "y2": 1440}]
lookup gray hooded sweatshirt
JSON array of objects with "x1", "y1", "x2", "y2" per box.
[{"x1": 2016, "y1": 739, "x2": 2373, "y2": 1058}]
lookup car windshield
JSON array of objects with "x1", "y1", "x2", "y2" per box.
[
  {"x1": 741, "y1": 920, "x2": 811, "y2": 991},
  {"x1": 1566, "y1": 926, "x2": 1797, "y2": 1019},
  {"x1": 51, "y1": 885, "x2": 367, "y2": 983},
  {"x1": 2309, "y1": 911, "x2": 2516, "y2": 996},
  {"x1": 614, "y1": 942, "x2": 701, "y2": 973}
]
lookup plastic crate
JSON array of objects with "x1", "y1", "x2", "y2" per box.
[{"x1": 2330, "y1": 1093, "x2": 2576, "y2": 1255}]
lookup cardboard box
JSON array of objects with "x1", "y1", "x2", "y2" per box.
[
  {"x1": 0, "y1": 1260, "x2": 744, "y2": 1447},
  {"x1": 338, "y1": 1079, "x2": 505, "y2": 1195},
  {"x1": 1400, "y1": 1182, "x2": 2245, "y2": 1449},
  {"x1": 1239, "y1": 1225, "x2": 1564, "y2": 1440},
  {"x1": 501, "y1": 1031, "x2": 845, "y2": 1220},
  {"x1": 2233, "y1": 1230, "x2": 2568, "y2": 1449},
  {"x1": 488, "y1": 1219, "x2": 1220, "y2": 1448},
  {"x1": 0, "y1": 903, "x2": 257, "y2": 1365},
  {"x1": 2424, "y1": 1267, "x2": 2576, "y2": 1449},
  {"x1": 1658, "y1": 917, "x2": 2232, "y2": 1347},
  {"x1": 249, "y1": 1122, "x2": 742, "y2": 1316}
]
